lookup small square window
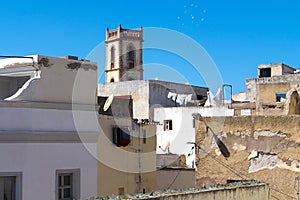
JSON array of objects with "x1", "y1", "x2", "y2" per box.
[
  {"x1": 276, "y1": 93, "x2": 286, "y2": 102},
  {"x1": 164, "y1": 120, "x2": 173, "y2": 131},
  {"x1": 56, "y1": 169, "x2": 80, "y2": 200},
  {"x1": 260, "y1": 68, "x2": 271, "y2": 77}
]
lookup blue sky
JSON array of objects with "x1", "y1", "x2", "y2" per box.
[{"x1": 1, "y1": 0, "x2": 299, "y2": 93}]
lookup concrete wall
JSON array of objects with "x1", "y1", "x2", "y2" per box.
[
  {"x1": 0, "y1": 143, "x2": 97, "y2": 200},
  {"x1": 6, "y1": 55, "x2": 97, "y2": 104},
  {"x1": 257, "y1": 63, "x2": 295, "y2": 77},
  {"x1": 148, "y1": 80, "x2": 208, "y2": 119},
  {"x1": 100, "y1": 182, "x2": 269, "y2": 200},
  {"x1": 195, "y1": 115, "x2": 300, "y2": 199},
  {"x1": 98, "y1": 114, "x2": 157, "y2": 196},
  {"x1": 149, "y1": 184, "x2": 269, "y2": 200},
  {"x1": 98, "y1": 80, "x2": 208, "y2": 120},
  {"x1": 0, "y1": 106, "x2": 97, "y2": 133},
  {"x1": 156, "y1": 168, "x2": 195, "y2": 190},
  {"x1": 245, "y1": 78, "x2": 257, "y2": 102},
  {"x1": 98, "y1": 80, "x2": 149, "y2": 119},
  {"x1": 246, "y1": 73, "x2": 300, "y2": 106},
  {"x1": 256, "y1": 82, "x2": 290, "y2": 104}
]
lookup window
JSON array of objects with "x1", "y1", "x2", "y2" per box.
[
  {"x1": 118, "y1": 187, "x2": 124, "y2": 195},
  {"x1": 0, "y1": 177, "x2": 15, "y2": 200},
  {"x1": 110, "y1": 46, "x2": 115, "y2": 69},
  {"x1": 276, "y1": 93, "x2": 286, "y2": 102},
  {"x1": 0, "y1": 172, "x2": 22, "y2": 200},
  {"x1": 113, "y1": 127, "x2": 131, "y2": 147},
  {"x1": 259, "y1": 68, "x2": 271, "y2": 77},
  {"x1": 56, "y1": 169, "x2": 80, "y2": 200},
  {"x1": 164, "y1": 120, "x2": 173, "y2": 131},
  {"x1": 126, "y1": 44, "x2": 135, "y2": 68},
  {"x1": 58, "y1": 174, "x2": 72, "y2": 200},
  {"x1": 143, "y1": 128, "x2": 146, "y2": 144}
]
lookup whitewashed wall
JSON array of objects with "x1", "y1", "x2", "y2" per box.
[
  {"x1": 0, "y1": 143, "x2": 97, "y2": 200},
  {"x1": 154, "y1": 106, "x2": 234, "y2": 168}
]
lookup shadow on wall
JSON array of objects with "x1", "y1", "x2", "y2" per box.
[{"x1": 286, "y1": 87, "x2": 300, "y2": 115}]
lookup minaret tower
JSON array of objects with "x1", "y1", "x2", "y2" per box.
[{"x1": 105, "y1": 24, "x2": 143, "y2": 82}]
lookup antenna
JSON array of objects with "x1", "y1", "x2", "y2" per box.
[
  {"x1": 295, "y1": 176, "x2": 300, "y2": 200},
  {"x1": 103, "y1": 94, "x2": 114, "y2": 111}
]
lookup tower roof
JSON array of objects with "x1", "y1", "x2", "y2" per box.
[{"x1": 106, "y1": 25, "x2": 143, "y2": 41}]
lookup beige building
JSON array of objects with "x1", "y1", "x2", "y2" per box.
[
  {"x1": 97, "y1": 96, "x2": 157, "y2": 195},
  {"x1": 247, "y1": 63, "x2": 300, "y2": 104},
  {"x1": 232, "y1": 63, "x2": 300, "y2": 115},
  {"x1": 98, "y1": 25, "x2": 208, "y2": 196}
]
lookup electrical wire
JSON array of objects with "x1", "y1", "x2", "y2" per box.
[
  {"x1": 196, "y1": 144, "x2": 296, "y2": 199},
  {"x1": 166, "y1": 170, "x2": 181, "y2": 189},
  {"x1": 193, "y1": 114, "x2": 296, "y2": 200}
]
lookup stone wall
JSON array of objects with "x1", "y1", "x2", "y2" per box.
[
  {"x1": 245, "y1": 73, "x2": 300, "y2": 104},
  {"x1": 195, "y1": 115, "x2": 300, "y2": 200}
]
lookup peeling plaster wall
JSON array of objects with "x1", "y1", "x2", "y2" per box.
[
  {"x1": 196, "y1": 115, "x2": 300, "y2": 199},
  {"x1": 245, "y1": 73, "x2": 300, "y2": 106}
]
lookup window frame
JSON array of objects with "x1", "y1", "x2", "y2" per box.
[
  {"x1": 163, "y1": 120, "x2": 173, "y2": 131},
  {"x1": 110, "y1": 46, "x2": 115, "y2": 69},
  {"x1": 55, "y1": 169, "x2": 80, "y2": 200},
  {"x1": 275, "y1": 93, "x2": 286, "y2": 102},
  {"x1": 126, "y1": 44, "x2": 136, "y2": 68},
  {"x1": 0, "y1": 172, "x2": 22, "y2": 200},
  {"x1": 142, "y1": 128, "x2": 146, "y2": 144},
  {"x1": 259, "y1": 68, "x2": 271, "y2": 78}
]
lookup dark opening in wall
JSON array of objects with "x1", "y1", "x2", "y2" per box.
[
  {"x1": 113, "y1": 127, "x2": 131, "y2": 147},
  {"x1": 260, "y1": 68, "x2": 271, "y2": 77}
]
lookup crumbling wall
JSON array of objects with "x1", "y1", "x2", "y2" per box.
[
  {"x1": 97, "y1": 181, "x2": 269, "y2": 200},
  {"x1": 285, "y1": 87, "x2": 300, "y2": 115},
  {"x1": 196, "y1": 116, "x2": 300, "y2": 199}
]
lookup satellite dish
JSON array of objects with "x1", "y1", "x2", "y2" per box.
[
  {"x1": 103, "y1": 94, "x2": 114, "y2": 111},
  {"x1": 213, "y1": 135, "x2": 230, "y2": 158},
  {"x1": 191, "y1": 112, "x2": 230, "y2": 159}
]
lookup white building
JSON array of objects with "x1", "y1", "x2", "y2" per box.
[
  {"x1": 154, "y1": 106, "x2": 234, "y2": 168},
  {"x1": 0, "y1": 55, "x2": 98, "y2": 199}
]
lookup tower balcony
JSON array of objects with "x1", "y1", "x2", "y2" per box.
[{"x1": 106, "y1": 25, "x2": 143, "y2": 41}]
